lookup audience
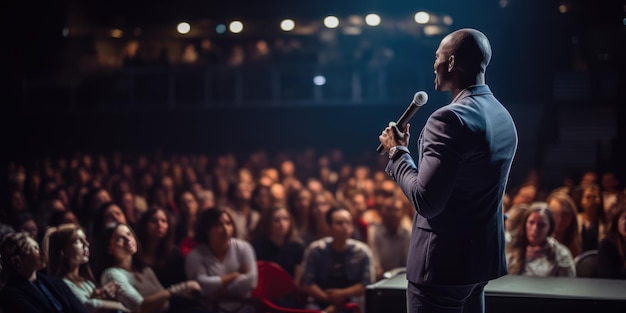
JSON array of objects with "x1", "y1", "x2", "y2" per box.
[{"x1": 2, "y1": 148, "x2": 626, "y2": 312}]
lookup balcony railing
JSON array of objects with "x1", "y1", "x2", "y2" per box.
[{"x1": 21, "y1": 62, "x2": 430, "y2": 111}]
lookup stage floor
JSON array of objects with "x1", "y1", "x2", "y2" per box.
[{"x1": 366, "y1": 274, "x2": 626, "y2": 313}]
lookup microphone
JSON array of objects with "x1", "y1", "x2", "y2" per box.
[{"x1": 377, "y1": 91, "x2": 428, "y2": 155}]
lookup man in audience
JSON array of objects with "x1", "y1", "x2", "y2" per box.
[
  {"x1": 368, "y1": 194, "x2": 411, "y2": 280},
  {"x1": 301, "y1": 207, "x2": 375, "y2": 313}
]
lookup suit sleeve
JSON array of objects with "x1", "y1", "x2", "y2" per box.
[{"x1": 386, "y1": 108, "x2": 465, "y2": 219}]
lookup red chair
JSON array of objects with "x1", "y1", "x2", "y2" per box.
[{"x1": 252, "y1": 261, "x2": 360, "y2": 313}]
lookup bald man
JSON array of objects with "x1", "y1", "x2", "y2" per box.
[{"x1": 379, "y1": 28, "x2": 518, "y2": 313}]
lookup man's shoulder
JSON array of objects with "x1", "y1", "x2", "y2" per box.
[{"x1": 347, "y1": 238, "x2": 373, "y2": 254}]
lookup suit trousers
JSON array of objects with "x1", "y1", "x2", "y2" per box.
[{"x1": 406, "y1": 281, "x2": 488, "y2": 313}]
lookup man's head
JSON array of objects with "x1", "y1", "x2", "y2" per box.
[
  {"x1": 326, "y1": 206, "x2": 354, "y2": 243},
  {"x1": 434, "y1": 28, "x2": 492, "y2": 91}
]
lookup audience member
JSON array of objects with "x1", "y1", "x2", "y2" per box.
[
  {"x1": 597, "y1": 202, "x2": 626, "y2": 279},
  {"x1": 252, "y1": 206, "x2": 305, "y2": 279},
  {"x1": 46, "y1": 224, "x2": 129, "y2": 312},
  {"x1": 572, "y1": 184, "x2": 606, "y2": 252},
  {"x1": 97, "y1": 223, "x2": 201, "y2": 313},
  {"x1": 0, "y1": 231, "x2": 88, "y2": 313},
  {"x1": 368, "y1": 195, "x2": 411, "y2": 280},
  {"x1": 546, "y1": 191, "x2": 582, "y2": 257},
  {"x1": 135, "y1": 208, "x2": 187, "y2": 288},
  {"x1": 506, "y1": 202, "x2": 576, "y2": 277},
  {"x1": 185, "y1": 208, "x2": 257, "y2": 313},
  {"x1": 300, "y1": 207, "x2": 374, "y2": 312}
]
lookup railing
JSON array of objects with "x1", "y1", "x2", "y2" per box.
[{"x1": 21, "y1": 62, "x2": 432, "y2": 111}]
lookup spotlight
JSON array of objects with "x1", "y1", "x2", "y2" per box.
[
  {"x1": 414, "y1": 12, "x2": 430, "y2": 24},
  {"x1": 324, "y1": 16, "x2": 339, "y2": 29},
  {"x1": 229, "y1": 21, "x2": 244, "y2": 33},
  {"x1": 216, "y1": 24, "x2": 227, "y2": 34},
  {"x1": 177, "y1": 22, "x2": 191, "y2": 34},
  {"x1": 313, "y1": 75, "x2": 326, "y2": 86},
  {"x1": 365, "y1": 14, "x2": 381, "y2": 26},
  {"x1": 280, "y1": 19, "x2": 295, "y2": 32}
]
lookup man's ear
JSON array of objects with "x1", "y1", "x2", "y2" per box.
[{"x1": 448, "y1": 55, "x2": 455, "y2": 72}]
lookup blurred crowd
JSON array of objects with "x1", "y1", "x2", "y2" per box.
[{"x1": 0, "y1": 148, "x2": 625, "y2": 312}]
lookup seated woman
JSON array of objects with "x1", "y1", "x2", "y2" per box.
[
  {"x1": 175, "y1": 191, "x2": 201, "y2": 257},
  {"x1": 546, "y1": 191, "x2": 582, "y2": 258},
  {"x1": 506, "y1": 202, "x2": 576, "y2": 277},
  {"x1": 0, "y1": 231, "x2": 87, "y2": 313},
  {"x1": 185, "y1": 207, "x2": 258, "y2": 313},
  {"x1": 135, "y1": 208, "x2": 186, "y2": 288},
  {"x1": 91, "y1": 202, "x2": 129, "y2": 242},
  {"x1": 46, "y1": 224, "x2": 129, "y2": 312},
  {"x1": 252, "y1": 205, "x2": 304, "y2": 280},
  {"x1": 96, "y1": 223, "x2": 202, "y2": 313},
  {"x1": 598, "y1": 202, "x2": 626, "y2": 279}
]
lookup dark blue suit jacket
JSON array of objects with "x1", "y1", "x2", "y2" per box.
[
  {"x1": 386, "y1": 85, "x2": 518, "y2": 286},
  {"x1": 0, "y1": 273, "x2": 88, "y2": 313}
]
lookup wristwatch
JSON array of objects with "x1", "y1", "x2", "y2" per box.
[{"x1": 389, "y1": 146, "x2": 400, "y2": 159}]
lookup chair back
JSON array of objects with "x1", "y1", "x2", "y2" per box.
[
  {"x1": 574, "y1": 249, "x2": 599, "y2": 278},
  {"x1": 252, "y1": 261, "x2": 298, "y2": 301}
]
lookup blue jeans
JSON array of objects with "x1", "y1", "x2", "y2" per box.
[{"x1": 406, "y1": 281, "x2": 488, "y2": 313}]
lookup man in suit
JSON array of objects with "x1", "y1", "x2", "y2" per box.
[{"x1": 378, "y1": 28, "x2": 518, "y2": 313}]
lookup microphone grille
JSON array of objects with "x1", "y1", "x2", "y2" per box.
[{"x1": 413, "y1": 91, "x2": 428, "y2": 106}]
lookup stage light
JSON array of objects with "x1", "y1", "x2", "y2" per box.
[
  {"x1": 365, "y1": 14, "x2": 381, "y2": 26},
  {"x1": 111, "y1": 28, "x2": 123, "y2": 38},
  {"x1": 443, "y1": 15, "x2": 453, "y2": 26},
  {"x1": 177, "y1": 22, "x2": 191, "y2": 34},
  {"x1": 414, "y1": 12, "x2": 430, "y2": 24},
  {"x1": 313, "y1": 75, "x2": 326, "y2": 86},
  {"x1": 281, "y1": 19, "x2": 295, "y2": 32},
  {"x1": 324, "y1": 16, "x2": 339, "y2": 28},
  {"x1": 424, "y1": 25, "x2": 445, "y2": 36},
  {"x1": 558, "y1": 4, "x2": 568, "y2": 13},
  {"x1": 229, "y1": 21, "x2": 244, "y2": 33},
  {"x1": 348, "y1": 15, "x2": 363, "y2": 26},
  {"x1": 216, "y1": 24, "x2": 227, "y2": 34}
]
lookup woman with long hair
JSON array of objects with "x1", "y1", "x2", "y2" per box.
[
  {"x1": 46, "y1": 224, "x2": 129, "y2": 312},
  {"x1": 96, "y1": 223, "x2": 201, "y2": 313},
  {"x1": 506, "y1": 202, "x2": 576, "y2": 277},
  {"x1": 546, "y1": 191, "x2": 583, "y2": 257},
  {"x1": 572, "y1": 184, "x2": 606, "y2": 252},
  {"x1": 598, "y1": 201, "x2": 626, "y2": 279},
  {"x1": 135, "y1": 208, "x2": 186, "y2": 288},
  {"x1": 175, "y1": 191, "x2": 201, "y2": 256},
  {"x1": 252, "y1": 206, "x2": 305, "y2": 280}
]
